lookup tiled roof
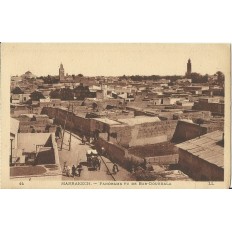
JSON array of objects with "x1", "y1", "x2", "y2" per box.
[{"x1": 176, "y1": 130, "x2": 224, "y2": 168}]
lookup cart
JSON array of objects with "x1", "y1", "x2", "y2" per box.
[{"x1": 86, "y1": 149, "x2": 99, "y2": 170}]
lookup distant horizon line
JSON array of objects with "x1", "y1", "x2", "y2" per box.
[{"x1": 12, "y1": 72, "x2": 218, "y2": 78}]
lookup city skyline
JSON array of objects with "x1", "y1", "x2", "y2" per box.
[
  {"x1": 5, "y1": 43, "x2": 229, "y2": 187},
  {"x1": 2, "y1": 43, "x2": 230, "y2": 78}
]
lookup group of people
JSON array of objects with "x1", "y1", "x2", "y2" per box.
[
  {"x1": 81, "y1": 135, "x2": 97, "y2": 145},
  {"x1": 72, "y1": 163, "x2": 83, "y2": 177},
  {"x1": 63, "y1": 162, "x2": 83, "y2": 177},
  {"x1": 63, "y1": 145, "x2": 121, "y2": 178}
]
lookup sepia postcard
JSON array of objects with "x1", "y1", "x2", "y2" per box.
[{"x1": 0, "y1": 43, "x2": 230, "y2": 189}]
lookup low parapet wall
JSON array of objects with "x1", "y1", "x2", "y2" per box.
[{"x1": 145, "y1": 154, "x2": 179, "y2": 165}]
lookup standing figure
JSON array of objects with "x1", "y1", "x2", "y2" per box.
[
  {"x1": 72, "y1": 165, "x2": 76, "y2": 177},
  {"x1": 101, "y1": 147, "x2": 106, "y2": 156},
  {"x1": 98, "y1": 158, "x2": 101, "y2": 170},
  {"x1": 112, "y1": 163, "x2": 119, "y2": 174},
  {"x1": 82, "y1": 135, "x2": 87, "y2": 145},
  {"x1": 66, "y1": 166, "x2": 71, "y2": 177},
  {"x1": 63, "y1": 161, "x2": 67, "y2": 174},
  {"x1": 77, "y1": 163, "x2": 83, "y2": 177}
]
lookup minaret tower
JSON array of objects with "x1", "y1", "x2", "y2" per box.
[
  {"x1": 59, "y1": 63, "x2": 65, "y2": 81},
  {"x1": 186, "y1": 59, "x2": 191, "y2": 76}
]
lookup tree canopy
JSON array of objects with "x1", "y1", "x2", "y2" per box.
[
  {"x1": 50, "y1": 88, "x2": 74, "y2": 100},
  {"x1": 30, "y1": 91, "x2": 45, "y2": 101},
  {"x1": 215, "y1": 71, "x2": 225, "y2": 83},
  {"x1": 11, "y1": 87, "x2": 24, "y2": 94}
]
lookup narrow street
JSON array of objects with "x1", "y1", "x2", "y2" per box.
[{"x1": 58, "y1": 131, "x2": 133, "y2": 181}]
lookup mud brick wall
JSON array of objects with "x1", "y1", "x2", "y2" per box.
[
  {"x1": 135, "y1": 120, "x2": 178, "y2": 140},
  {"x1": 107, "y1": 111, "x2": 135, "y2": 120},
  {"x1": 173, "y1": 111, "x2": 211, "y2": 120},
  {"x1": 126, "y1": 101, "x2": 150, "y2": 109},
  {"x1": 145, "y1": 154, "x2": 179, "y2": 165},
  {"x1": 109, "y1": 125, "x2": 132, "y2": 148},
  {"x1": 41, "y1": 107, "x2": 57, "y2": 119},
  {"x1": 133, "y1": 110, "x2": 155, "y2": 117},
  {"x1": 36, "y1": 148, "x2": 55, "y2": 165},
  {"x1": 83, "y1": 99, "x2": 122, "y2": 110},
  {"x1": 178, "y1": 148, "x2": 224, "y2": 181},
  {"x1": 51, "y1": 133, "x2": 60, "y2": 165},
  {"x1": 203, "y1": 122, "x2": 224, "y2": 133},
  {"x1": 39, "y1": 102, "x2": 61, "y2": 108},
  {"x1": 41, "y1": 107, "x2": 92, "y2": 135},
  {"x1": 193, "y1": 102, "x2": 224, "y2": 115},
  {"x1": 42, "y1": 107, "x2": 179, "y2": 147},
  {"x1": 13, "y1": 116, "x2": 31, "y2": 122},
  {"x1": 172, "y1": 121, "x2": 207, "y2": 143},
  {"x1": 109, "y1": 120, "x2": 178, "y2": 148},
  {"x1": 95, "y1": 137, "x2": 128, "y2": 164},
  {"x1": 34, "y1": 117, "x2": 50, "y2": 123},
  {"x1": 90, "y1": 119, "x2": 111, "y2": 133},
  {"x1": 95, "y1": 137, "x2": 144, "y2": 168},
  {"x1": 20, "y1": 125, "x2": 46, "y2": 133},
  {"x1": 11, "y1": 109, "x2": 31, "y2": 117},
  {"x1": 60, "y1": 101, "x2": 83, "y2": 108},
  {"x1": 128, "y1": 121, "x2": 178, "y2": 147},
  {"x1": 36, "y1": 134, "x2": 59, "y2": 165}
]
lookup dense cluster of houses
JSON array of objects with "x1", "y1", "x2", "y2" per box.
[{"x1": 10, "y1": 63, "x2": 225, "y2": 180}]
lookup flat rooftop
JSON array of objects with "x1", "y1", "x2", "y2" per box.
[
  {"x1": 176, "y1": 130, "x2": 224, "y2": 168},
  {"x1": 117, "y1": 116, "x2": 161, "y2": 126},
  {"x1": 18, "y1": 133, "x2": 52, "y2": 153},
  {"x1": 11, "y1": 118, "x2": 19, "y2": 135},
  {"x1": 93, "y1": 118, "x2": 121, "y2": 125}
]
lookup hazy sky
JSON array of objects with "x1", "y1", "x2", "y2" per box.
[{"x1": 2, "y1": 43, "x2": 230, "y2": 77}]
